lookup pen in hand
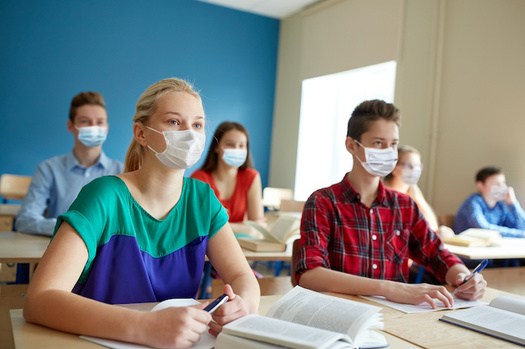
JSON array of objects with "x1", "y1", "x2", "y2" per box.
[{"x1": 453, "y1": 259, "x2": 488, "y2": 295}]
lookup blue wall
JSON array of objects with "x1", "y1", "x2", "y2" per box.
[{"x1": 0, "y1": 0, "x2": 279, "y2": 188}]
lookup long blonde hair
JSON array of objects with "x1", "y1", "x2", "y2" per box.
[{"x1": 124, "y1": 78, "x2": 201, "y2": 172}]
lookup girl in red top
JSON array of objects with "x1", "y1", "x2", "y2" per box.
[{"x1": 191, "y1": 122, "x2": 265, "y2": 231}]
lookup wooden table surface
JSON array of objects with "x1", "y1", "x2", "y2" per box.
[{"x1": 10, "y1": 287, "x2": 525, "y2": 349}]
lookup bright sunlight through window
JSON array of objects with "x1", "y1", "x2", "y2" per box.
[{"x1": 294, "y1": 61, "x2": 397, "y2": 201}]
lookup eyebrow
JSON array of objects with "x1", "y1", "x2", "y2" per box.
[
  {"x1": 371, "y1": 136, "x2": 399, "y2": 142},
  {"x1": 163, "y1": 112, "x2": 205, "y2": 119}
]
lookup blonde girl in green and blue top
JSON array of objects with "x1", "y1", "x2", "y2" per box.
[{"x1": 23, "y1": 78, "x2": 260, "y2": 348}]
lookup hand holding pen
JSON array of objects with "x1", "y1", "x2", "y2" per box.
[{"x1": 453, "y1": 259, "x2": 489, "y2": 296}]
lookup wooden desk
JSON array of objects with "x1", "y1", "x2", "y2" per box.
[
  {"x1": 0, "y1": 204, "x2": 20, "y2": 232},
  {"x1": 445, "y1": 238, "x2": 525, "y2": 259},
  {"x1": 10, "y1": 295, "x2": 419, "y2": 349},
  {"x1": 0, "y1": 232, "x2": 50, "y2": 265},
  {"x1": 11, "y1": 287, "x2": 525, "y2": 349}
]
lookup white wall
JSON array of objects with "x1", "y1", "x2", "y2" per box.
[{"x1": 270, "y1": 0, "x2": 525, "y2": 216}]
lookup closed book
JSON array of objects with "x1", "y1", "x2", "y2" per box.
[{"x1": 237, "y1": 237, "x2": 287, "y2": 252}]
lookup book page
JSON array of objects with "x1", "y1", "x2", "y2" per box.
[
  {"x1": 360, "y1": 295, "x2": 487, "y2": 314},
  {"x1": 222, "y1": 314, "x2": 352, "y2": 349},
  {"x1": 266, "y1": 286, "x2": 386, "y2": 347},
  {"x1": 267, "y1": 215, "x2": 300, "y2": 242},
  {"x1": 216, "y1": 332, "x2": 290, "y2": 348},
  {"x1": 489, "y1": 296, "x2": 525, "y2": 316},
  {"x1": 246, "y1": 216, "x2": 299, "y2": 243},
  {"x1": 245, "y1": 220, "x2": 280, "y2": 242}
]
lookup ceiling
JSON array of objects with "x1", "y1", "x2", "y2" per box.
[{"x1": 197, "y1": 0, "x2": 323, "y2": 19}]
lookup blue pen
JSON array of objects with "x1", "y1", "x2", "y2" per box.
[{"x1": 453, "y1": 259, "x2": 488, "y2": 294}]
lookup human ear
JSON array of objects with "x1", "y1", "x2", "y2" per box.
[
  {"x1": 134, "y1": 123, "x2": 147, "y2": 146},
  {"x1": 345, "y1": 137, "x2": 357, "y2": 155},
  {"x1": 66, "y1": 120, "x2": 76, "y2": 134},
  {"x1": 475, "y1": 181, "x2": 485, "y2": 192}
]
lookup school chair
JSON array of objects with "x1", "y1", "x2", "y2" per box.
[
  {"x1": 262, "y1": 187, "x2": 293, "y2": 212},
  {"x1": 291, "y1": 238, "x2": 300, "y2": 287},
  {"x1": 0, "y1": 174, "x2": 31, "y2": 204},
  {"x1": 279, "y1": 199, "x2": 305, "y2": 213}
]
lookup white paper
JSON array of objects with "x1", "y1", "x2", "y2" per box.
[
  {"x1": 80, "y1": 299, "x2": 216, "y2": 348},
  {"x1": 360, "y1": 295, "x2": 487, "y2": 314}
]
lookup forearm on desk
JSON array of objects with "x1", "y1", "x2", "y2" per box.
[
  {"x1": 24, "y1": 289, "x2": 148, "y2": 344},
  {"x1": 298, "y1": 267, "x2": 391, "y2": 297}
]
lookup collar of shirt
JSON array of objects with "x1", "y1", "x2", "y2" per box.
[
  {"x1": 341, "y1": 173, "x2": 390, "y2": 208},
  {"x1": 65, "y1": 151, "x2": 110, "y2": 171}
]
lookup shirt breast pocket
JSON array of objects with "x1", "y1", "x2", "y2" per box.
[{"x1": 385, "y1": 228, "x2": 410, "y2": 265}]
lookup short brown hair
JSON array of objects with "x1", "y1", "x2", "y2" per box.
[
  {"x1": 69, "y1": 92, "x2": 106, "y2": 122},
  {"x1": 200, "y1": 121, "x2": 254, "y2": 172},
  {"x1": 476, "y1": 167, "x2": 503, "y2": 183},
  {"x1": 346, "y1": 99, "x2": 400, "y2": 141}
]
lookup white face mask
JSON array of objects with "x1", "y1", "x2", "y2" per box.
[
  {"x1": 222, "y1": 148, "x2": 247, "y2": 167},
  {"x1": 401, "y1": 167, "x2": 422, "y2": 185},
  {"x1": 146, "y1": 126, "x2": 205, "y2": 170},
  {"x1": 355, "y1": 140, "x2": 398, "y2": 177},
  {"x1": 490, "y1": 184, "x2": 508, "y2": 202},
  {"x1": 76, "y1": 126, "x2": 107, "y2": 147}
]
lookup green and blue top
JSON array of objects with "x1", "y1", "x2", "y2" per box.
[{"x1": 55, "y1": 176, "x2": 228, "y2": 304}]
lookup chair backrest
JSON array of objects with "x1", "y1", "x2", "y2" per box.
[
  {"x1": 438, "y1": 214, "x2": 455, "y2": 228},
  {"x1": 279, "y1": 199, "x2": 305, "y2": 213},
  {"x1": 262, "y1": 187, "x2": 294, "y2": 211},
  {"x1": 291, "y1": 238, "x2": 300, "y2": 287},
  {"x1": 0, "y1": 174, "x2": 32, "y2": 203}
]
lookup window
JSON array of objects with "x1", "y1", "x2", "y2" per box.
[{"x1": 294, "y1": 61, "x2": 397, "y2": 201}]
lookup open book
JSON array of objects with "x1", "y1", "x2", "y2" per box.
[
  {"x1": 442, "y1": 228, "x2": 502, "y2": 247},
  {"x1": 215, "y1": 286, "x2": 388, "y2": 349},
  {"x1": 440, "y1": 296, "x2": 525, "y2": 346},
  {"x1": 237, "y1": 215, "x2": 300, "y2": 252}
]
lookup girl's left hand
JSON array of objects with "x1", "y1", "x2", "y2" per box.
[{"x1": 207, "y1": 284, "x2": 250, "y2": 336}]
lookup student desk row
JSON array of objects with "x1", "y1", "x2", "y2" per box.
[
  {"x1": 0, "y1": 231, "x2": 292, "y2": 281},
  {"x1": 10, "y1": 286, "x2": 524, "y2": 349},
  {"x1": 444, "y1": 238, "x2": 525, "y2": 260},
  {"x1": 4, "y1": 230, "x2": 524, "y2": 268}
]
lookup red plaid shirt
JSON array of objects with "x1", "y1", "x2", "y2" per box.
[{"x1": 295, "y1": 174, "x2": 462, "y2": 284}]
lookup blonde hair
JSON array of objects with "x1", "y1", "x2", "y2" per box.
[{"x1": 124, "y1": 78, "x2": 201, "y2": 172}]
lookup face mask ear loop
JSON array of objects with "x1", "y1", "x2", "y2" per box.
[
  {"x1": 143, "y1": 125, "x2": 164, "y2": 154},
  {"x1": 353, "y1": 139, "x2": 367, "y2": 164}
]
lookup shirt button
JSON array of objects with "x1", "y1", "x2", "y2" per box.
[
  {"x1": 369, "y1": 209, "x2": 373, "y2": 214},
  {"x1": 372, "y1": 235, "x2": 377, "y2": 240},
  {"x1": 395, "y1": 230, "x2": 400, "y2": 236},
  {"x1": 372, "y1": 264, "x2": 378, "y2": 270}
]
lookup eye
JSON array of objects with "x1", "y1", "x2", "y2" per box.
[
  {"x1": 168, "y1": 119, "x2": 180, "y2": 126},
  {"x1": 193, "y1": 122, "x2": 203, "y2": 129}
]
